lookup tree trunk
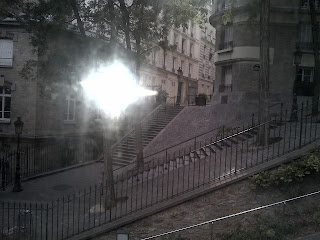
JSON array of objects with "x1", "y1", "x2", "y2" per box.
[
  {"x1": 69, "y1": 0, "x2": 86, "y2": 37},
  {"x1": 103, "y1": 123, "x2": 116, "y2": 204},
  {"x1": 108, "y1": 0, "x2": 117, "y2": 45},
  {"x1": 258, "y1": 0, "x2": 270, "y2": 146},
  {"x1": 119, "y1": 0, "x2": 132, "y2": 50},
  {"x1": 309, "y1": 0, "x2": 320, "y2": 115},
  {"x1": 134, "y1": 34, "x2": 144, "y2": 171}
]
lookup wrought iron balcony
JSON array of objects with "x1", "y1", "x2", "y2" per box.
[{"x1": 218, "y1": 41, "x2": 233, "y2": 51}]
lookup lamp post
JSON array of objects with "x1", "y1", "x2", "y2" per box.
[
  {"x1": 290, "y1": 49, "x2": 302, "y2": 122},
  {"x1": 12, "y1": 117, "x2": 24, "y2": 192},
  {"x1": 116, "y1": 229, "x2": 129, "y2": 240},
  {"x1": 177, "y1": 67, "x2": 183, "y2": 105}
]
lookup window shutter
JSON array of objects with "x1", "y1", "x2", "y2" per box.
[{"x1": 0, "y1": 39, "x2": 13, "y2": 67}]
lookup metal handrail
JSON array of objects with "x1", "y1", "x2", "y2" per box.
[
  {"x1": 111, "y1": 103, "x2": 165, "y2": 149},
  {"x1": 143, "y1": 102, "x2": 283, "y2": 160},
  {"x1": 142, "y1": 190, "x2": 320, "y2": 239}
]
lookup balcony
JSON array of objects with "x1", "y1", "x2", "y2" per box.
[
  {"x1": 300, "y1": 0, "x2": 319, "y2": 10},
  {"x1": 218, "y1": 41, "x2": 233, "y2": 51},
  {"x1": 219, "y1": 84, "x2": 232, "y2": 92},
  {"x1": 296, "y1": 42, "x2": 319, "y2": 51}
]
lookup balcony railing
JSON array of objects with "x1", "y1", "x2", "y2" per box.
[
  {"x1": 219, "y1": 84, "x2": 232, "y2": 92},
  {"x1": 296, "y1": 42, "x2": 320, "y2": 50},
  {"x1": 218, "y1": 41, "x2": 233, "y2": 51},
  {"x1": 300, "y1": 0, "x2": 319, "y2": 10}
]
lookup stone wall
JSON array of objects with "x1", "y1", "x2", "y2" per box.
[{"x1": 94, "y1": 173, "x2": 320, "y2": 240}]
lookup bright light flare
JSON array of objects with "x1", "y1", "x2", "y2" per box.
[{"x1": 81, "y1": 62, "x2": 157, "y2": 117}]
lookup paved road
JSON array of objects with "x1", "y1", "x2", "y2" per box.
[{"x1": 0, "y1": 162, "x2": 104, "y2": 202}]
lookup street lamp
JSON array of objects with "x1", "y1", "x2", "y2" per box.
[
  {"x1": 177, "y1": 67, "x2": 183, "y2": 105},
  {"x1": 12, "y1": 117, "x2": 24, "y2": 192},
  {"x1": 116, "y1": 229, "x2": 129, "y2": 240},
  {"x1": 290, "y1": 48, "x2": 302, "y2": 121}
]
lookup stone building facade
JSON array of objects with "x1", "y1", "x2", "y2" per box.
[
  {"x1": 140, "y1": 4, "x2": 216, "y2": 105},
  {"x1": 0, "y1": 20, "x2": 105, "y2": 149},
  {"x1": 209, "y1": 0, "x2": 320, "y2": 122}
]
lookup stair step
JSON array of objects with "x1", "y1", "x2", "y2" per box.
[
  {"x1": 227, "y1": 138, "x2": 238, "y2": 144},
  {"x1": 213, "y1": 143, "x2": 223, "y2": 150},
  {"x1": 220, "y1": 141, "x2": 231, "y2": 147},
  {"x1": 236, "y1": 136, "x2": 246, "y2": 141},
  {"x1": 200, "y1": 148, "x2": 208, "y2": 156},
  {"x1": 243, "y1": 133, "x2": 254, "y2": 138},
  {"x1": 206, "y1": 146, "x2": 216, "y2": 153}
]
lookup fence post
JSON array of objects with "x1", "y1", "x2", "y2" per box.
[
  {"x1": 280, "y1": 103, "x2": 283, "y2": 125},
  {"x1": 210, "y1": 222, "x2": 214, "y2": 240},
  {"x1": 299, "y1": 102, "x2": 304, "y2": 148},
  {"x1": 251, "y1": 114, "x2": 255, "y2": 127}
]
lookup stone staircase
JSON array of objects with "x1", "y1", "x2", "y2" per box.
[
  {"x1": 122, "y1": 118, "x2": 287, "y2": 180},
  {"x1": 112, "y1": 104, "x2": 184, "y2": 168}
]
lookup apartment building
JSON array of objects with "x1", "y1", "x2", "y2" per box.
[
  {"x1": 209, "y1": 0, "x2": 320, "y2": 121},
  {"x1": 140, "y1": 6, "x2": 216, "y2": 105}
]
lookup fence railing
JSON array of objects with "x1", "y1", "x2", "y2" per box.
[
  {"x1": 0, "y1": 134, "x2": 103, "y2": 191},
  {"x1": 140, "y1": 102, "x2": 283, "y2": 165},
  {"x1": 1, "y1": 100, "x2": 319, "y2": 239}
]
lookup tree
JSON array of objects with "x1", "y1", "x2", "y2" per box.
[
  {"x1": 258, "y1": 0, "x2": 270, "y2": 146},
  {"x1": 1, "y1": 0, "x2": 208, "y2": 201},
  {"x1": 309, "y1": 0, "x2": 320, "y2": 115}
]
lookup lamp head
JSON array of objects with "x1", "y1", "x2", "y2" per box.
[{"x1": 14, "y1": 117, "x2": 24, "y2": 135}]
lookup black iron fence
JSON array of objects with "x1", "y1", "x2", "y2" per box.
[
  {"x1": 142, "y1": 102, "x2": 284, "y2": 164},
  {"x1": 1, "y1": 101, "x2": 320, "y2": 239},
  {"x1": 1, "y1": 134, "x2": 103, "y2": 191}
]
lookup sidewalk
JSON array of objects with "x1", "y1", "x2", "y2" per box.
[{"x1": 0, "y1": 162, "x2": 104, "y2": 202}]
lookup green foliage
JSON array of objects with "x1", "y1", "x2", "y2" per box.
[
  {"x1": 250, "y1": 149, "x2": 320, "y2": 189},
  {"x1": 1, "y1": 0, "x2": 208, "y2": 95},
  {"x1": 222, "y1": 8, "x2": 232, "y2": 25},
  {"x1": 217, "y1": 212, "x2": 301, "y2": 240}
]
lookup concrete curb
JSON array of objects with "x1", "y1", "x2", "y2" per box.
[{"x1": 22, "y1": 160, "x2": 101, "y2": 182}]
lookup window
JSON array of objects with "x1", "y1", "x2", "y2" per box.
[
  {"x1": 297, "y1": 68, "x2": 313, "y2": 82},
  {"x1": 161, "y1": 79, "x2": 166, "y2": 84},
  {"x1": 172, "y1": 57, "x2": 176, "y2": 72},
  {"x1": 204, "y1": 45, "x2": 207, "y2": 58},
  {"x1": 174, "y1": 34, "x2": 178, "y2": 46},
  {"x1": 152, "y1": 50, "x2": 157, "y2": 65},
  {"x1": 0, "y1": 39, "x2": 13, "y2": 67},
  {"x1": 0, "y1": 87, "x2": 11, "y2": 120},
  {"x1": 220, "y1": 25, "x2": 233, "y2": 50},
  {"x1": 163, "y1": 53, "x2": 166, "y2": 69},
  {"x1": 190, "y1": 43, "x2": 193, "y2": 57},
  {"x1": 94, "y1": 108, "x2": 102, "y2": 120},
  {"x1": 181, "y1": 60, "x2": 184, "y2": 72},
  {"x1": 182, "y1": 38, "x2": 185, "y2": 53},
  {"x1": 221, "y1": 65, "x2": 232, "y2": 92},
  {"x1": 300, "y1": 23, "x2": 312, "y2": 43},
  {"x1": 64, "y1": 96, "x2": 75, "y2": 121},
  {"x1": 152, "y1": 76, "x2": 156, "y2": 85},
  {"x1": 172, "y1": 81, "x2": 175, "y2": 86},
  {"x1": 189, "y1": 63, "x2": 192, "y2": 76},
  {"x1": 296, "y1": 67, "x2": 314, "y2": 96},
  {"x1": 301, "y1": 0, "x2": 320, "y2": 9}
]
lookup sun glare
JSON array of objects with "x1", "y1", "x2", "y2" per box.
[{"x1": 80, "y1": 62, "x2": 157, "y2": 118}]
